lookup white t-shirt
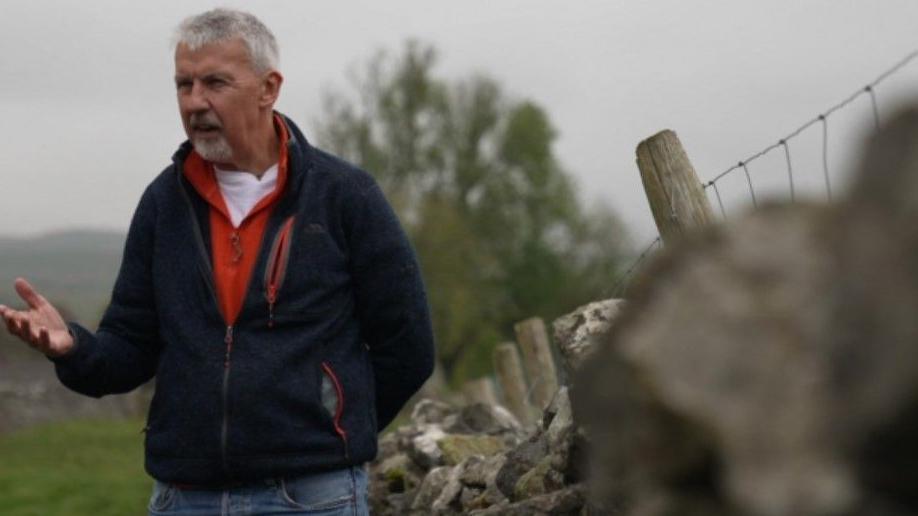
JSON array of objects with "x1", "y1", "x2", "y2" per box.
[{"x1": 214, "y1": 164, "x2": 278, "y2": 228}]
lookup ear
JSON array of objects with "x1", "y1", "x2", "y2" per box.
[{"x1": 259, "y1": 70, "x2": 284, "y2": 109}]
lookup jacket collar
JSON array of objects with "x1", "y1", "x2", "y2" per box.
[{"x1": 171, "y1": 111, "x2": 313, "y2": 191}]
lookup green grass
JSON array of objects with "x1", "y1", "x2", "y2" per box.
[{"x1": 0, "y1": 418, "x2": 151, "y2": 516}]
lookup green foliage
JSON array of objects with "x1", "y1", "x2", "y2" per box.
[
  {"x1": 317, "y1": 41, "x2": 630, "y2": 385},
  {"x1": 0, "y1": 418, "x2": 150, "y2": 516}
]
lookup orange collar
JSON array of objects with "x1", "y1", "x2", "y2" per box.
[{"x1": 183, "y1": 113, "x2": 290, "y2": 222}]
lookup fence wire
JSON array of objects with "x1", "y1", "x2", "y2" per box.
[
  {"x1": 702, "y1": 49, "x2": 918, "y2": 215},
  {"x1": 607, "y1": 236, "x2": 662, "y2": 298},
  {"x1": 611, "y1": 49, "x2": 917, "y2": 297}
]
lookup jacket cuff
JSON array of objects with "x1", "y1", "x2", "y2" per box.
[{"x1": 46, "y1": 322, "x2": 87, "y2": 364}]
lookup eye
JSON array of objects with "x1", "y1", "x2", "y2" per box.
[
  {"x1": 205, "y1": 77, "x2": 228, "y2": 89},
  {"x1": 175, "y1": 80, "x2": 192, "y2": 91}
]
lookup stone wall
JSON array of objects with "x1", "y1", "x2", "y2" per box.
[
  {"x1": 573, "y1": 107, "x2": 918, "y2": 515},
  {"x1": 369, "y1": 389, "x2": 586, "y2": 515},
  {"x1": 372, "y1": 107, "x2": 918, "y2": 515},
  {"x1": 0, "y1": 358, "x2": 150, "y2": 435}
]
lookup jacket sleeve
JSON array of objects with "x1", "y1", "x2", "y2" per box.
[
  {"x1": 50, "y1": 185, "x2": 161, "y2": 397},
  {"x1": 343, "y1": 171, "x2": 435, "y2": 430}
]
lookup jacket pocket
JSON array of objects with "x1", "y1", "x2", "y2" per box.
[
  {"x1": 277, "y1": 468, "x2": 356, "y2": 510},
  {"x1": 264, "y1": 215, "x2": 296, "y2": 327},
  {"x1": 320, "y1": 362, "x2": 350, "y2": 459}
]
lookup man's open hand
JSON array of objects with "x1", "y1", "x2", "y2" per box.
[{"x1": 0, "y1": 278, "x2": 74, "y2": 358}]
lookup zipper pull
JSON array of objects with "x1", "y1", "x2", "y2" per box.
[
  {"x1": 224, "y1": 325, "x2": 234, "y2": 368},
  {"x1": 230, "y1": 232, "x2": 243, "y2": 263}
]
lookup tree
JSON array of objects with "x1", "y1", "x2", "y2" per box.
[{"x1": 316, "y1": 41, "x2": 630, "y2": 384}]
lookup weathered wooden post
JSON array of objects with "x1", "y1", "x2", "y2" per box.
[
  {"x1": 637, "y1": 130, "x2": 715, "y2": 243},
  {"x1": 462, "y1": 377, "x2": 499, "y2": 407},
  {"x1": 514, "y1": 317, "x2": 559, "y2": 411},
  {"x1": 493, "y1": 342, "x2": 532, "y2": 424}
]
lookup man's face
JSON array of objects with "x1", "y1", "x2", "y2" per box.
[{"x1": 174, "y1": 38, "x2": 264, "y2": 167}]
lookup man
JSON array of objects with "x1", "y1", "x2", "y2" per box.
[{"x1": 0, "y1": 8, "x2": 434, "y2": 515}]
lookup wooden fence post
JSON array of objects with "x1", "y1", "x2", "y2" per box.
[
  {"x1": 462, "y1": 377, "x2": 499, "y2": 407},
  {"x1": 493, "y1": 342, "x2": 532, "y2": 424},
  {"x1": 514, "y1": 317, "x2": 559, "y2": 411},
  {"x1": 636, "y1": 130, "x2": 715, "y2": 243}
]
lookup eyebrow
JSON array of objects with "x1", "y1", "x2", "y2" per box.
[{"x1": 174, "y1": 73, "x2": 233, "y2": 84}]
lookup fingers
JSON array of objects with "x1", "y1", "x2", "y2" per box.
[
  {"x1": 1, "y1": 305, "x2": 21, "y2": 335},
  {"x1": 0, "y1": 306, "x2": 47, "y2": 351},
  {"x1": 14, "y1": 278, "x2": 47, "y2": 310},
  {"x1": 39, "y1": 327, "x2": 51, "y2": 348},
  {"x1": 20, "y1": 318, "x2": 33, "y2": 341},
  {"x1": 1, "y1": 307, "x2": 19, "y2": 336}
]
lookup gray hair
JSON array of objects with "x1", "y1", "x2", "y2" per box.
[{"x1": 175, "y1": 8, "x2": 279, "y2": 73}]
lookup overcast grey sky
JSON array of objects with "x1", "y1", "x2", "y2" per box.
[{"x1": 2, "y1": 1, "x2": 917, "y2": 244}]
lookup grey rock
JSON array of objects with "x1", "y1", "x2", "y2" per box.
[
  {"x1": 408, "y1": 424, "x2": 446, "y2": 469},
  {"x1": 432, "y1": 459, "x2": 467, "y2": 514},
  {"x1": 460, "y1": 486, "x2": 485, "y2": 510},
  {"x1": 626, "y1": 490, "x2": 744, "y2": 516},
  {"x1": 544, "y1": 387, "x2": 573, "y2": 448},
  {"x1": 614, "y1": 207, "x2": 869, "y2": 516},
  {"x1": 376, "y1": 453, "x2": 423, "y2": 494},
  {"x1": 461, "y1": 454, "x2": 506, "y2": 487},
  {"x1": 445, "y1": 402, "x2": 522, "y2": 435},
  {"x1": 513, "y1": 456, "x2": 565, "y2": 499},
  {"x1": 496, "y1": 435, "x2": 549, "y2": 500},
  {"x1": 379, "y1": 493, "x2": 405, "y2": 516},
  {"x1": 437, "y1": 434, "x2": 506, "y2": 466},
  {"x1": 575, "y1": 206, "x2": 832, "y2": 514},
  {"x1": 411, "y1": 466, "x2": 452, "y2": 512},
  {"x1": 553, "y1": 298, "x2": 625, "y2": 375},
  {"x1": 461, "y1": 454, "x2": 510, "y2": 510},
  {"x1": 469, "y1": 484, "x2": 586, "y2": 515},
  {"x1": 412, "y1": 399, "x2": 457, "y2": 426}
]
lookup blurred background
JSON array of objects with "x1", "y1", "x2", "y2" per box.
[{"x1": 2, "y1": 1, "x2": 918, "y2": 514}]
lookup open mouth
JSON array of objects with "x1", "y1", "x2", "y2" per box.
[
  {"x1": 193, "y1": 124, "x2": 221, "y2": 134},
  {"x1": 190, "y1": 114, "x2": 222, "y2": 136}
]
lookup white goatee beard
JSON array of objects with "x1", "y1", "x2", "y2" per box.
[{"x1": 193, "y1": 134, "x2": 234, "y2": 164}]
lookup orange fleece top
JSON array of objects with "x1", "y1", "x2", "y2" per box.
[{"x1": 183, "y1": 115, "x2": 290, "y2": 325}]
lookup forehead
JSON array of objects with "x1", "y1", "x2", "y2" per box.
[{"x1": 174, "y1": 38, "x2": 253, "y2": 76}]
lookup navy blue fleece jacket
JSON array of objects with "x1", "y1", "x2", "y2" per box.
[{"x1": 51, "y1": 114, "x2": 435, "y2": 484}]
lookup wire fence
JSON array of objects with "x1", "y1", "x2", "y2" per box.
[
  {"x1": 607, "y1": 48, "x2": 918, "y2": 298},
  {"x1": 703, "y1": 49, "x2": 918, "y2": 218}
]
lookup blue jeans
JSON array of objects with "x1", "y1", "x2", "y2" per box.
[{"x1": 147, "y1": 466, "x2": 368, "y2": 515}]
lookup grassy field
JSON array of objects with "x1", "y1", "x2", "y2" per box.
[{"x1": 0, "y1": 418, "x2": 151, "y2": 516}]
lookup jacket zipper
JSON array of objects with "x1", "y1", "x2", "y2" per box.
[
  {"x1": 321, "y1": 362, "x2": 350, "y2": 460},
  {"x1": 177, "y1": 178, "x2": 219, "y2": 310},
  {"x1": 264, "y1": 216, "x2": 296, "y2": 328},
  {"x1": 221, "y1": 325, "x2": 233, "y2": 475},
  {"x1": 178, "y1": 174, "x2": 290, "y2": 478},
  {"x1": 179, "y1": 177, "x2": 233, "y2": 475}
]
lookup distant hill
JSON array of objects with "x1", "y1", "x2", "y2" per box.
[
  {"x1": 0, "y1": 229, "x2": 126, "y2": 335},
  {"x1": 0, "y1": 230, "x2": 150, "y2": 426}
]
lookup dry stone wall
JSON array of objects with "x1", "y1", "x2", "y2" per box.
[
  {"x1": 369, "y1": 388, "x2": 586, "y2": 515},
  {"x1": 574, "y1": 107, "x2": 918, "y2": 515}
]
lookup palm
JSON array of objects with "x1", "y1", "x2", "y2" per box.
[{"x1": 0, "y1": 278, "x2": 74, "y2": 357}]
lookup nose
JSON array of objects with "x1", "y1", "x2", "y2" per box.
[{"x1": 181, "y1": 80, "x2": 209, "y2": 113}]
